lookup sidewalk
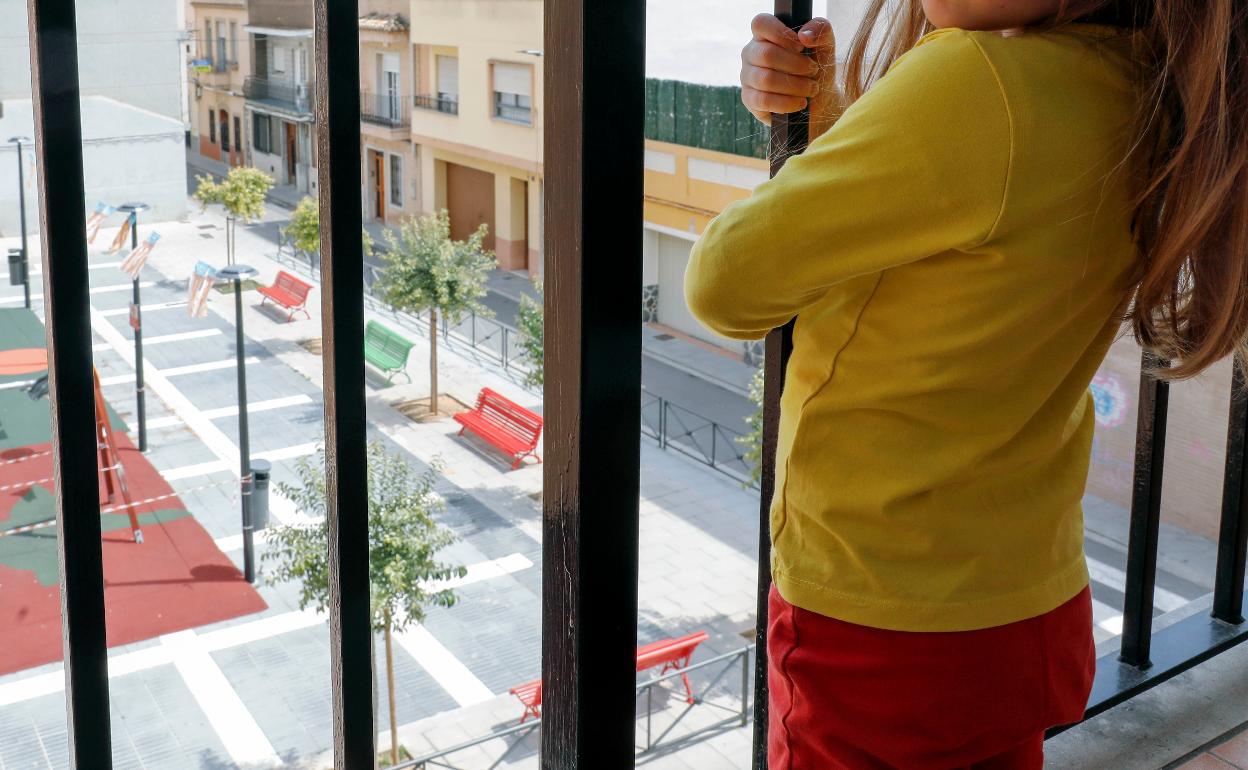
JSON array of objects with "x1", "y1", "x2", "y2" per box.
[{"x1": 484, "y1": 268, "x2": 758, "y2": 397}]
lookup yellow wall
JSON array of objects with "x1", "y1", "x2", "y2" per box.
[
  {"x1": 643, "y1": 140, "x2": 768, "y2": 238},
  {"x1": 187, "y1": 1, "x2": 250, "y2": 166}
]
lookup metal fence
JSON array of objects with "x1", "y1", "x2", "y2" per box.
[
  {"x1": 414, "y1": 93, "x2": 459, "y2": 115},
  {"x1": 396, "y1": 645, "x2": 755, "y2": 770},
  {"x1": 361, "y1": 91, "x2": 410, "y2": 129}
]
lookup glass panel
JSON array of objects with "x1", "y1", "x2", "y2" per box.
[{"x1": 0, "y1": 6, "x2": 68, "y2": 761}]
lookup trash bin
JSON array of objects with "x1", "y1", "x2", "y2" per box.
[
  {"x1": 7, "y1": 249, "x2": 25, "y2": 286},
  {"x1": 250, "y1": 459, "x2": 272, "y2": 530}
]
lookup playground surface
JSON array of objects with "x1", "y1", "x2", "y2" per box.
[{"x1": 0, "y1": 308, "x2": 266, "y2": 676}]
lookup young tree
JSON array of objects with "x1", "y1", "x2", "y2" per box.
[
  {"x1": 378, "y1": 210, "x2": 496, "y2": 414},
  {"x1": 263, "y1": 442, "x2": 466, "y2": 766},
  {"x1": 283, "y1": 195, "x2": 374, "y2": 268},
  {"x1": 515, "y1": 280, "x2": 543, "y2": 389},
  {"x1": 192, "y1": 167, "x2": 274, "y2": 265},
  {"x1": 737, "y1": 366, "x2": 765, "y2": 487}
]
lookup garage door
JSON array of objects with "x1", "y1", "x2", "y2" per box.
[
  {"x1": 655, "y1": 232, "x2": 735, "y2": 349},
  {"x1": 446, "y1": 162, "x2": 496, "y2": 251}
]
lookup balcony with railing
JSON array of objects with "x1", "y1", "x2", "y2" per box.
[
  {"x1": 413, "y1": 93, "x2": 459, "y2": 116},
  {"x1": 243, "y1": 75, "x2": 314, "y2": 114},
  {"x1": 360, "y1": 90, "x2": 410, "y2": 133}
]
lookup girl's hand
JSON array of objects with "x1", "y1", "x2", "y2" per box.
[{"x1": 741, "y1": 15, "x2": 839, "y2": 133}]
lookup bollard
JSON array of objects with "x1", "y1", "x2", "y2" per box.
[
  {"x1": 7, "y1": 248, "x2": 25, "y2": 286},
  {"x1": 250, "y1": 459, "x2": 272, "y2": 530}
]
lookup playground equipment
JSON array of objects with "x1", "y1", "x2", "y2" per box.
[{"x1": 0, "y1": 348, "x2": 143, "y2": 543}]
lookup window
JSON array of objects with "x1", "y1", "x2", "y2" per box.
[
  {"x1": 492, "y1": 62, "x2": 533, "y2": 124},
  {"x1": 221, "y1": 113, "x2": 230, "y2": 152},
  {"x1": 254, "y1": 113, "x2": 272, "y2": 154},
  {"x1": 390, "y1": 154, "x2": 402, "y2": 207},
  {"x1": 436, "y1": 55, "x2": 458, "y2": 109},
  {"x1": 216, "y1": 21, "x2": 226, "y2": 72},
  {"x1": 208, "y1": 110, "x2": 216, "y2": 144},
  {"x1": 233, "y1": 116, "x2": 241, "y2": 152},
  {"x1": 203, "y1": 19, "x2": 211, "y2": 60},
  {"x1": 272, "y1": 46, "x2": 288, "y2": 74},
  {"x1": 229, "y1": 21, "x2": 237, "y2": 64}
]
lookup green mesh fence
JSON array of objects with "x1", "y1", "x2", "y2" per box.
[{"x1": 645, "y1": 79, "x2": 768, "y2": 159}]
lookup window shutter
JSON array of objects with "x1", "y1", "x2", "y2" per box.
[
  {"x1": 436, "y1": 56, "x2": 458, "y2": 96},
  {"x1": 494, "y1": 62, "x2": 531, "y2": 97}
]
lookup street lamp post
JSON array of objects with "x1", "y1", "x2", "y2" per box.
[
  {"x1": 7, "y1": 136, "x2": 32, "y2": 309},
  {"x1": 117, "y1": 202, "x2": 151, "y2": 452},
  {"x1": 219, "y1": 263, "x2": 259, "y2": 583}
]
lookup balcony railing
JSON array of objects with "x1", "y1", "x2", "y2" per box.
[
  {"x1": 360, "y1": 91, "x2": 410, "y2": 129},
  {"x1": 244, "y1": 76, "x2": 314, "y2": 114},
  {"x1": 413, "y1": 93, "x2": 459, "y2": 115}
]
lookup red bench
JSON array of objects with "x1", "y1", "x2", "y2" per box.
[
  {"x1": 507, "y1": 631, "x2": 709, "y2": 723},
  {"x1": 453, "y1": 387, "x2": 542, "y2": 469},
  {"x1": 257, "y1": 270, "x2": 314, "y2": 321}
]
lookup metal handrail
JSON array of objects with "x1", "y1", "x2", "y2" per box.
[{"x1": 396, "y1": 645, "x2": 755, "y2": 769}]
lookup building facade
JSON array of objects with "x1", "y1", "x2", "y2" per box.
[
  {"x1": 187, "y1": 0, "x2": 250, "y2": 168},
  {"x1": 244, "y1": 0, "x2": 317, "y2": 194},
  {"x1": 409, "y1": 0, "x2": 543, "y2": 275},
  {"x1": 359, "y1": 1, "x2": 417, "y2": 224}
]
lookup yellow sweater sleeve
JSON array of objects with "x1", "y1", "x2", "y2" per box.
[{"x1": 684, "y1": 30, "x2": 1012, "y2": 340}]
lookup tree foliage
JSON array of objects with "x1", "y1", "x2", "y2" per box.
[
  {"x1": 263, "y1": 441, "x2": 466, "y2": 631},
  {"x1": 737, "y1": 366, "x2": 765, "y2": 487},
  {"x1": 516, "y1": 280, "x2": 543, "y2": 389},
  {"x1": 192, "y1": 167, "x2": 273, "y2": 222},
  {"x1": 284, "y1": 195, "x2": 374, "y2": 258},
  {"x1": 377, "y1": 210, "x2": 495, "y2": 322}
]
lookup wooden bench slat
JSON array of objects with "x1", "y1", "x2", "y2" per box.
[
  {"x1": 257, "y1": 270, "x2": 314, "y2": 322},
  {"x1": 454, "y1": 387, "x2": 542, "y2": 469}
]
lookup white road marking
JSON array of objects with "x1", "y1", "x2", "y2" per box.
[
  {"x1": 1087, "y1": 555, "x2": 1188, "y2": 613},
  {"x1": 0, "y1": 553, "x2": 528, "y2": 707},
  {"x1": 0, "y1": 281, "x2": 154, "y2": 305},
  {"x1": 161, "y1": 356, "x2": 261, "y2": 378},
  {"x1": 254, "y1": 442, "x2": 319, "y2": 463},
  {"x1": 394, "y1": 625, "x2": 494, "y2": 707},
  {"x1": 161, "y1": 631, "x2": 282, "y2": 768},
  {"x1": 0, "y1": 260, "x2": 121, "y2": 281},
  {"x1": 142, "y1": 394, "x2": 315, "y2": 431},
  {"x1": 100, "y1": 300, "x2": 185, "y2": 317}
]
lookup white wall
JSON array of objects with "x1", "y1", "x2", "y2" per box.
[{"x1": 0, "y1": 0, "x2": 184, "y2": 120}]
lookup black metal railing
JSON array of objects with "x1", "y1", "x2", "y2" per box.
[
  {"x1": 414, "y1": 93, "x2": 459, "y2": 115},
  {"x1": 642, "y1": 392, "x2": 754, "y2": 487},
  {"x1": 361, "y1": 91, "x2": 409, "y2": 129},
  {"x1": 397, "y1": 646, "x2": 754, "y2": 769},
  {"x1": 244, "y1": 76, "x2": 314, "y2": 114}
]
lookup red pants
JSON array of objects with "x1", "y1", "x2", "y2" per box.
[{"x1": 768, "y1": 584, "x2": 1095, "y2": 769}]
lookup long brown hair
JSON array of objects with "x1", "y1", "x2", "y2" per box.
[{"x1": 839, "y1": 1, "x2": 1248, "y2": 382}]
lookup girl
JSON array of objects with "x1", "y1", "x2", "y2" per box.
[{"x1": 685, "y1": 1, "x2": 1246, "y2": 767}]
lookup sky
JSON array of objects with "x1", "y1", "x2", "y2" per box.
[{"x1": 647, "y1": 0, "x2": 870, "y2": 85}]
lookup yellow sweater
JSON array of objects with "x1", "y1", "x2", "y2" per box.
[{"x1": 685, "y1": 24, "x2": 1143, "y2": 631}]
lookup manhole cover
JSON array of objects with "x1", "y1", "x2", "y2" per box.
[{"x1": 654, "y1": 333, "x2": 675, "y2": 341}]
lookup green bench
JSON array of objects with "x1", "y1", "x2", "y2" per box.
[{"x1": 364, "y1": 320, "x2": 415, "y2": 383}]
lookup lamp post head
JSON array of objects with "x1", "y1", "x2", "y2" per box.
[
  {"x1": 218, "y1": 264, "x2": 258, "y2": 282},
  {"x1": 517, "y1": 49, "x2": 543, "y2": 57},
  {"x1": 116, "y1": 202, "x2": 150, "y2": 215},
  {"x1": 6, "y1": 136, "x2": 32, "y2": 146}
]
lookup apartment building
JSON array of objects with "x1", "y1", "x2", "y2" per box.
[
  {"x1": 243, "y1": 0, "x2": 317, "y2": 193},
  {"x1": 359, "y1": 1, "x2": 417, "y2": 223},
  {"x1": 187, "y1": 0, "x2": 250, "y2": 167},
  {"x1": 409, "y1": 0, "x2": 543, "y2": 275}
]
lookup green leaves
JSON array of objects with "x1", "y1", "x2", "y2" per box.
[
  {"x1": 377, "y1": 209, "x2": 497, "y2": 324},
  {"x1": 516, "y1": 280, "x2": 544, "y2": 388},
  {"x1": 192, "y1": 167, "x2": 274, "y2": 222},
  {"x1": 282, "y1": 196, "x2": 375, "y2": 258},
  {"x1": 737, "y1": 366, "x2": 765, "y2": 488},
  {"x1": 263, "y1": 441, "x2": 466, "y2": 632}
]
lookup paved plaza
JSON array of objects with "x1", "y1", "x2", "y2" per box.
[{"x1": 0, "y1": 201, "x2": 1226, "y2": 769}]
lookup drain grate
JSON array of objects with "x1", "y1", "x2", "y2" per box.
[{"x1": 654, "y1": 333, "x2": 675, "y2": 341}]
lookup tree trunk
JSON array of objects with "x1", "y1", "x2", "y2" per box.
[
  {"x1": 226, "y1": 215, "x2": 235, "y2": 266},
  {"x1": 429, "y1": 308, "x2": 439, "y2": 415},
  {"x1": 384, "y1": 608, "x2": 399, "y2": 766}
]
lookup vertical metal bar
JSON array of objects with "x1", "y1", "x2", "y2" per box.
[
  {"x1": 741, "y1": 649, "x2": 750, "y2": 726},
  {"x1": 14, "y1": 138, "x2": 31, "y2": 309},
  {"x1": 233, "y1": 279, "x2": 254, "y2": 584},
  {"x1": 1120, "y1": 352, "x2": 1170, "y2": 667},
  {"x1": 752, "y1": 4, "x2": 811, "y2": 768},
  {"x1": 27, "y1": 0, "x2": 113, "y2": 763},
  {"x1": 541, "y1": 0, "x2": 643, "y2": 764},
  {"x1": 1215, "y1": 360, "x2": 1248, "y2": 623},
  {"x1": 130, "y1": 215, "x2": 146, "y2": 452},
  {"x1": 314, "y1": 0, "x2": 373, "y2": 767}
]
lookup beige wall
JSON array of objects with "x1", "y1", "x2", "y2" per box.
[
  {"x1": 360, "y1": 15, "x2": 415, "y2": 222},
  {"x1": 188, "y1": 1, "x2": 249, "y2": 167},
  {"x1": 409, "y1": 0, "x2": 543, "y2": 174}
]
